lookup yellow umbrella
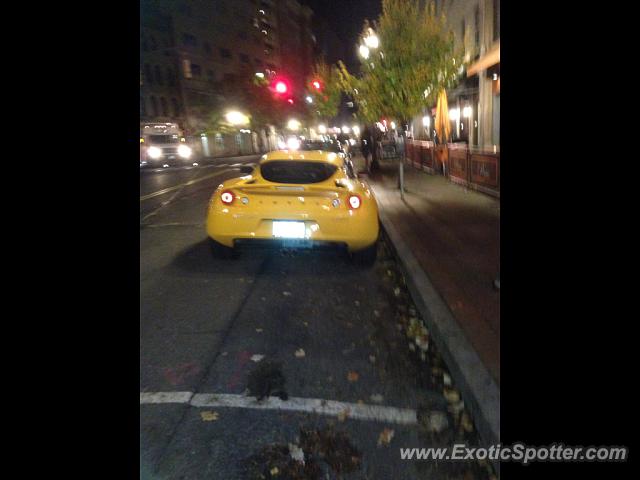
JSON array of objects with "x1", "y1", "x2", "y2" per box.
[{"x1": 435, "y1": 89, "x2": 450, "y2": 144}]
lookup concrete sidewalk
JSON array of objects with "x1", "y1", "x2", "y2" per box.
[{"x1": 359, "y1": 154, "x2": 500, "y2": 385}]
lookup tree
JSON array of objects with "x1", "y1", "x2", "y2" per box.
[
  {"x1": 336, "y1": 0, "x2": 464, "y2": 128},
  {"x1": 307, "y1": 59, "x2": 341, "y2": 123}
]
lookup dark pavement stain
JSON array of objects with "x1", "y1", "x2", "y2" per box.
[{"x1": 247, "y1": 360, "x2": 289, "y2": 401}]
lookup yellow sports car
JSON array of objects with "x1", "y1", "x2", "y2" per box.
[{"x1": 206, "y1": 150, "x2": 379, "y2": 264}]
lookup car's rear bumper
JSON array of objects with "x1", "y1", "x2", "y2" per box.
[{"x1": 207, "y1": 215, "x2": 379, "y2": 252}]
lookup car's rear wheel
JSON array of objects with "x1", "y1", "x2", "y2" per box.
[
  {"x1": 351, "y1": 242, "x2": 377, "y2": 267},
  {"x1": 208, "y1": 238, "x2": 236, "y2": 259}
]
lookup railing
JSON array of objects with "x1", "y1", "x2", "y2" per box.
[{"x1": 406, "y1": 139, "x2": 500, "y2": 197}]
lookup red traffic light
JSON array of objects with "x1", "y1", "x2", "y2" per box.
[{"x1": 275, "y1": 81, "x2": 288, "y2": 93}]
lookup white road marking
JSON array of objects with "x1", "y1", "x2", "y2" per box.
[
  {"x1": 139, "y1": 392, "x2": 417, "y2": 425},
  {"x1": 140, "y1": 391, "x2": 194, "y2": 404},
  {"x1": 140, "y1": 168, "x2": 234, "y2": 202}
]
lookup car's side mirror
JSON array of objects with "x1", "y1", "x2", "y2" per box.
[{"x1": 239, "y1": 165, "x2": 254, "y2": 175}]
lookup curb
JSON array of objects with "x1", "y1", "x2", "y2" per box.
[{"x1": 373, "y1": 188, "x2": 500, "y2": 449}]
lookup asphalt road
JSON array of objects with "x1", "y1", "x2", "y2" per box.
[{"x1": 140, "y1": 154, "x2": 490, "y2": 479}]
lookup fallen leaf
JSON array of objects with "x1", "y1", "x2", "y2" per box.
[
  {"x1": 444, "y1": 388, "x2": 461, "y2": 404},
  {"x1": 200, "y1": 411, "x2": 219, "y2": 422},
  {"x1": 425, "y1": 411, "x2": 449, "y2": 433},
  {"x1": 370, "y1": 394, "x2": 384, "y2": 403},
  {"x1": 443, "y1": 373, "x2": 452, "y2": 386},
  {"x1": 283, "y1": 291, "x2": 292, "y2": 296},
  {"x1": 250, "y1": 354, "x2": 265, "y2": 362},
  {"x1": 221, "y1": 352, "x2": 228, "y2": 357},
  {"x1": 393, "y1": 287, "x2": 401, "y2": 296},
  {"x1": 460, "y1": 412, "x2": 474, "y2": 432},
  {"x1": 256, "y1": 328, "x2": 263, "y2": 333},
  {"x1": 289, "y1": 443, "x2": 305, "y2": 464},
  {"x1": 270, "y1": 466, "x2": 279, "y2": 476},
  {"x1": 354, "y1": 300, "x2": 360, "y2": 306},
  {"x1": 373, "y1": 310, "x2": 380, "y2": 317},
  {"x1": 347, "y1": 371, "x2": 359, "y2": 382},
  {"x1": 369, "y1": 355, "x2": 376, "y2": 364},
  {"x1": 338, "y1": 408, "x2": 350, "y2": 422},
  {"x1": 448, "y1": 400, "x2": 466, "y2": 415},
  {"x1": 295, "y1": 348, "x2": 306, "y2": 358},
  {"x1": 377, "y1": 428, "x2": 395, "y2": 446},
  {"x1": 415, "y1": 335, "x2": 429, "y2": 351}
]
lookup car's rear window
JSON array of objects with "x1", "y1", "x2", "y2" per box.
[{"x1": 260, "y1": 161, "x2": 338, "y2": 184}]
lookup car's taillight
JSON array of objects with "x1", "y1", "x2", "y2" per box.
[
  {"x1": 221, "y1": 190, "x2": 234, "y2": 205},
  {"x1": 348, "y1": 194, "x2": 361, "y2": 209}
]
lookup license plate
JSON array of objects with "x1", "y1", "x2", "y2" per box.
[{"x1": 272, "y1": 221, "x2": 306, "y2": 239}]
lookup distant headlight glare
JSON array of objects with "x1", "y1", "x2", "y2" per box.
[
  {"x1": 148, "y1": 146, "x2": 162, "y2": 159},
  {"x1": 178, "y1": 145, "x2": 192, "y2": 158}
]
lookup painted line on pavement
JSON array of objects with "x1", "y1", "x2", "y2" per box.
[
  {"x1": 140, "y1": 169, "x2": 234, "y2": 202},
  {"x1": 140, "y1": 392, "x2": 417, "y2": 425}
]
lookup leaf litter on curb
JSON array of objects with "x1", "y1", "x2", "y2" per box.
[
  {"x1": 246, "y1": 426, "x2": 361, "y2": 480},
  {"x1": 294, "y1": 348, "x2": 306, "y2": 358}
]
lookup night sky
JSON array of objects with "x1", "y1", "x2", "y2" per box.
[{"x1": 299, "y1": 0, "x2": 382, "y2": 71}]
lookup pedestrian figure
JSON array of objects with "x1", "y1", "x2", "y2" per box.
[{"x1": 361, "y1": 125, "x2": 372, "y2": 172}]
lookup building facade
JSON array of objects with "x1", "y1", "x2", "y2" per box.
[
  {"x1": 412, "y1": 0, "x2": 499, "y2": 150},
  {"x1": 140, "y1": 0, "x2": 315, "y2": 135}
]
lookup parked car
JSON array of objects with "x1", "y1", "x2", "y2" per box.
[{"x1": 206, "y1": 150, "x2": 379, "y2": 265}]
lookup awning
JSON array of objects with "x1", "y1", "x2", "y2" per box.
[{"x1": 467, "y1": 41, "x2": 500, "y2": 77}]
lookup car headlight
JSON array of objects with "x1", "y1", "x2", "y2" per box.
[
  {"x1": 178, "y1": 145, "x2": 192, "y2": 158},
  {"x1": 148, "y1": 146, "x2": 162, "y2": 159}
]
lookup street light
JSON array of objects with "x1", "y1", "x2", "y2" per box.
[
  {"x1": 225, "y1": 111, "x2": 249, "y2": 125},
  {"x1": 422, "y1": 116, "x2": 431, "y2": 127},
  {"x1": 463, "y1": 106, "x2": 472, "y2": 118},
  {"x1": 358, "y1": 45, "x2": 370, "y2": 59},
  {"x1": 364, "y1": 29, "x2": 379, "y2": 49},
  {"x1": 318, "y1": 124, "x2": 327, "y2": 134},
  {"x1": 352, "y1": 126, "x2": 360, "y2": 136},
  {"x1": 341, "y1": 126, "x2": 350, "y2": 134},
  {"x1": 305, "y1": 96, "x2": 313, "y2": 103},
  {"x1": 287, "y1": 119, "x2": 301, "y2": 131}
]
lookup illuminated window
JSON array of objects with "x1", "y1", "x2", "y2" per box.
[
  {"x1": 182, "y1": 59, "x2": 192, "y2": 79},
  {"x1": 475, "y1": 5, "x2": 480, "y2": 48},
  {"x1": 493, "y1": 0, "x2": 500, "y2": 41}
]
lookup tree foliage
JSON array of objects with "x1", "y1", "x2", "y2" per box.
[
  {"x1": 337, "y1": 0, "x2": 464, "y2": 125},
  {"x1": 307, "y1": 59, "x2": 341, "y2": 122}
]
